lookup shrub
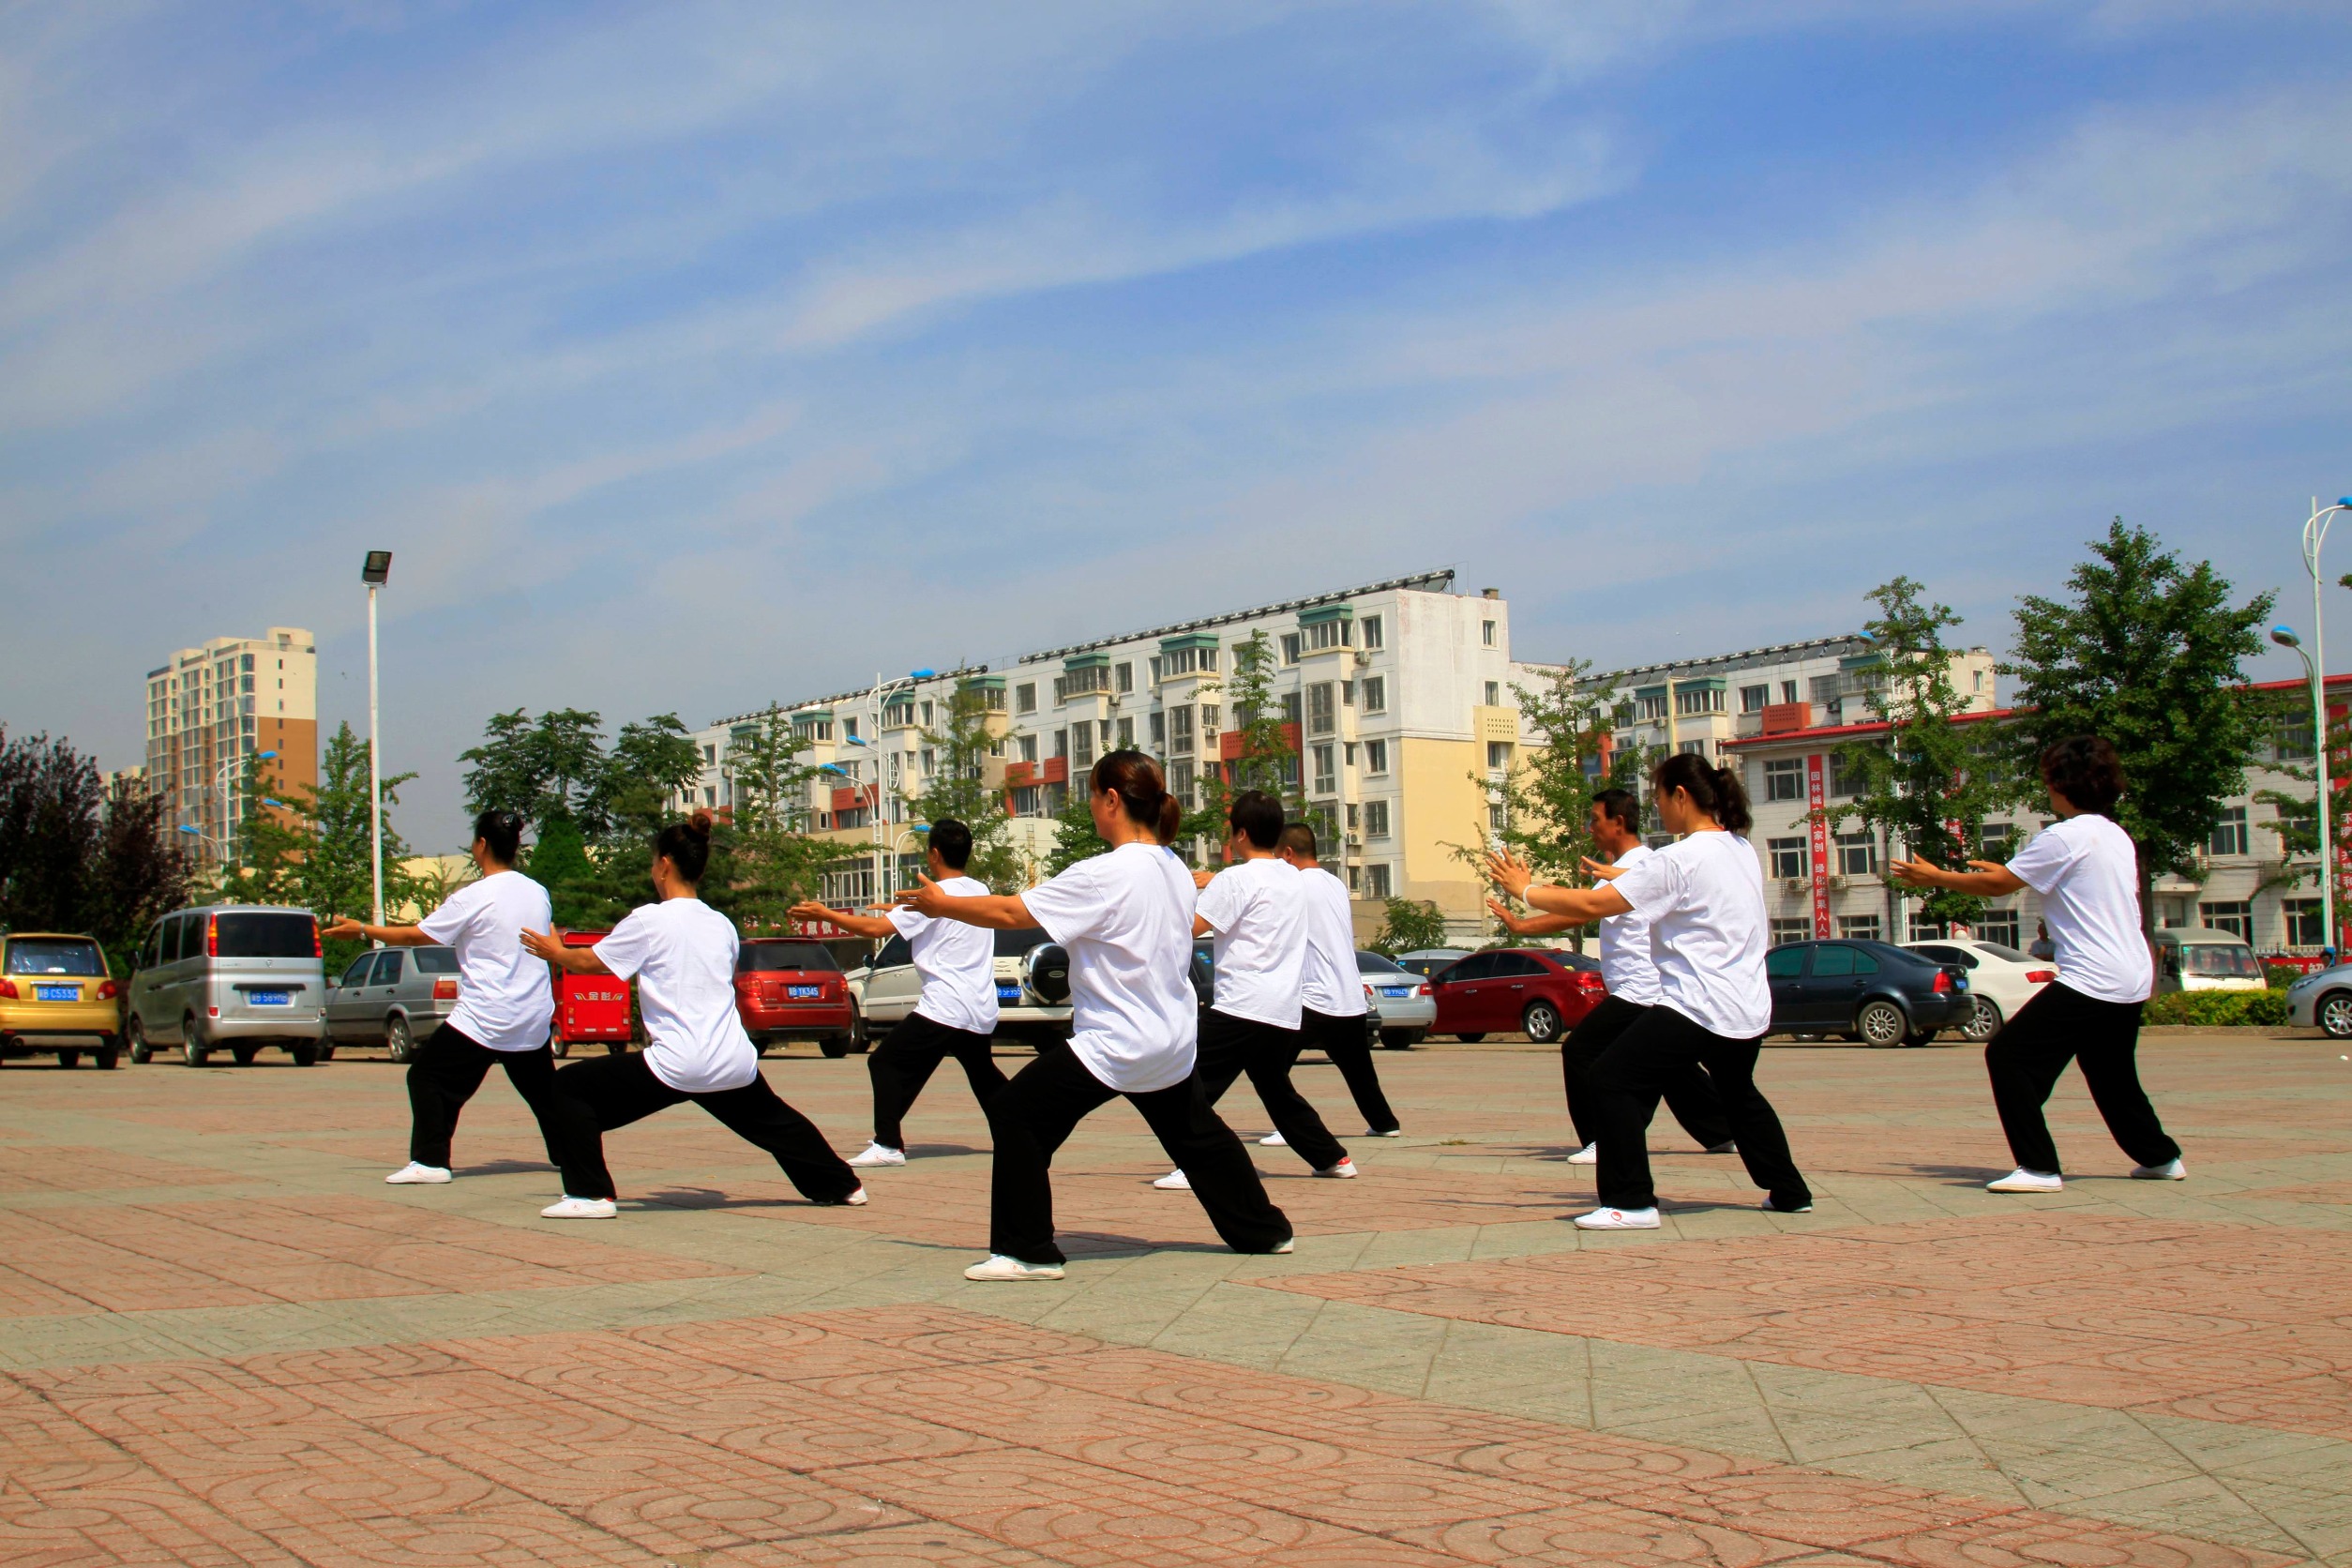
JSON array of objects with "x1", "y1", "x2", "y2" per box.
[
  {"x1": 2263, "y1": 963, "x2": 2307, "y2": 989},
  {"x1": 2140, "y1": 989, "x2": 2290, "y2": 1027}
]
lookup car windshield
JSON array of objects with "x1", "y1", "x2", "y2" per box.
[
  {"x1": 738, "y1": 941, "x2": 838, "y2": 973},
  {"x1": 5, "y1": 940, "x2": 105, "y2": 975},
  {"x1": 1357, "y1": 951, "x2": 1408, "y2": 974},
  {"x1": 213, "y1": 912, "x2": 317, "y2": 958},
  {"x1": 994, "y1": 927, "x2": 1051, "y2": 957},
  {"x1": 2182, "y1": 943, "x2": 2262, "y2": 978},
  {"x1": 413, "y1": 949, "x2": 459, "y2": 974}
]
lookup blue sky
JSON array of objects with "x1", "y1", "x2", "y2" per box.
[{"x1": 4, "y1": 1, "x2": 2349, "y2": 843}]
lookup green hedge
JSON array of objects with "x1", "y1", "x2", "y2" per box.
[{"x1": 2140, "y1": 989, "x2": 2292, "y2": 1027}]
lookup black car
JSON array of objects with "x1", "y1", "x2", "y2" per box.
[{"x1": 1765, "y1": 940, "x2": 1969, "y2": 1047}]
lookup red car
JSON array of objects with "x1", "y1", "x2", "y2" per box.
[
  {"x1": 1429, "y1": 947, "x2": 1606, "y2": 1044},
  {"x1": 550, "y1": 929, "x2": 631, "y2": 1059},
  {"x1": 734, "y1": 938, "x2": 857, "y2": 1056}
]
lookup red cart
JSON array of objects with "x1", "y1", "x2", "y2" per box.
[{"x1": 550, "y1": 928, "x2": 632, "y2": 1058}]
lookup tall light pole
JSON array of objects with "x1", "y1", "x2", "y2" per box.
[
  {"x1": 2271, "y1": 626, "x2": 2327, "y2": 949},
  {"x1": 859, "y1": 670, "x2": 933, "y2": 900},
  {"x1": 361, "y1": 550, "x2": 392, "y2": 927},
  {"x1": 208, "y1": 749, "x2": 276, "y2": 866},
  {"x1": 2299, "y1": 500, "x2": 2352, "y2": 951}
]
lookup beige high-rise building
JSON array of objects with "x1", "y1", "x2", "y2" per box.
[{"x1": 143, "y1": 627, "x2": 317, "y2": 861}]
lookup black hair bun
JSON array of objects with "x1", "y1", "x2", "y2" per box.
[{"x1": 686, "y1": 808, "x2": 715, "y2": 837}]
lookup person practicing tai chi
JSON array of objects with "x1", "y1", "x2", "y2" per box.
[
  {"x1": 896, "y1": 751, "x2": 1292, "y2": 1281},
  {"x1": 1271, "y1": 821, "x2": 1399, "y2": 1140},
  {"x1": 1487, "y1": 753, "x2": 1812, "y2": 1229},
  {"x1": 520, "y1": 811, "x2": 867, "y2": 1219},
  {"x1": 1486, "y1": 788, "x2": 1732, "y2": 1167},
  {"x1": 789, "y1": 817, "x2": 1007, "y2": 1168},
  {"x1": 1892, "y1": 735, "x2": 2182, "y2": 1192},
  {"x1": 325, "y1": 810, "x2": 562, "y2": 1187},
  {"x1": 1154, "y1": 791, "x2": 1355, "y2": 1189}
]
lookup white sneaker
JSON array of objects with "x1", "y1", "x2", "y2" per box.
[
  {"x1": 1271, "y1": 1239, "x2": 1295, "y2": 1254},
  {"x1": 1259, "y1": 1132, "x2": 1288, "y2": 1147},
  {"x1": 1366, "y1": 1127, "x2": 1401, "y2": 1138},
  {"x1": 1987, "y1": 1168, "x2": 2064, "y2": 1193},
  {"x1": 839, "y1": 1187, "x2": 870, "y2": 1206},
  {"x1": 1314, "y1": 1159, "x2": 1357, "y2": 1179},
  {"x1": 848, "y1": 1142, "x2": 907, "y2": 1168},
  {"x1": 1760, "y1": 1197, "x2": 1813, "y2": 1214},
  {"x1": 385, "y1": 1162, "x2": 451, "y2": 1184},
  {"x1": 1565, "y1": 1143, "x2": 1599, "y2": 1166},
  {"x1": 1706, "y1": 1141, "x2": 1738, "y2": 1154},
  {"x1": 1573, "y1": 1206, "x2": 1661, "y2": 1230},
  {"x1": 964, "y1": 1254, "x2": 1064, "y2": 1282},
  {"x1": 1152, "y1": 1168, "x2": 1193, "y2": 1190},
  {"x1": 541, "y1": 1196, "x2": 617, "y2": 1219},
  {"x1": 2131, "y1": 1158, "x2": 2186, "y2": 1181}
]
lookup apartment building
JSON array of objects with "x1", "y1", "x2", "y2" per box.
[
  {"x1": 143, "y1": 627, "x2": 317, "y2": 861},
  {"x1": 1725, "y1": 673, "x2": 2344, "y2": 955}
]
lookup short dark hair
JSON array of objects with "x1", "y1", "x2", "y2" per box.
[
  {"x1": 1229, "y1": 790, "x2": 1285, "y2": 851},
  {"x1": 2040, "y1": 735, "x2": 2124, "y2": 815},
  {"x1": 1278, "y1": 822, "x2": 1319, "y2": 859},
  {"x1": 474, "y1": 808, "x2": 524, "y2": 865},
  {"x1": 928, "y1": 818, "x2": 973, "y2": 870},
  {"x1": 656, "y1": 809, "x2": 716, "y2": 883},
  {"x1": 1591, "y1": 788, "x2": 1639, "y2": 836}
]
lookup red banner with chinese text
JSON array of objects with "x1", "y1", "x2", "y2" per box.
[{"x1": 1807, "y1": 752, "x2": 1831, "y2": 938}]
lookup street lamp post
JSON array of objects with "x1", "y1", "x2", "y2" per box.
[
  {"x1": 2297, "y1": 499, "x2": 2352, "y2": 951},
  {"x1": 360, "y1": 551, "x2": 392, "y2": 927},
  {"x1": 206, "y1": 750, "x2": 277, "y2": 867},
  {"x1": 2275, "y1": 624, "x2": 2335, "y2": 955},
  {"x1": 856, "y1": 670, "x2": 935, "y2": 901}
]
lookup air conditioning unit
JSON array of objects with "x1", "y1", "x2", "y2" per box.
[{"x1": 1345, "y1": 833, "x2": 1363, "y2": 848}]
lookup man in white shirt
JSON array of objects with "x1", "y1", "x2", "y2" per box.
[
  {"x1": 791, "y1": 819, "x2": 1008, "y2": 1168},
  {"x1": 1156, "y1": 791, "x2": 1354, "y2": 1189},
  {"x1": 1276, "y1": 822, "x2": 1398, "y2": 1137}
]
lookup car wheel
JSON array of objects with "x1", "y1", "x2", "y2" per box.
[
  {"x1": 291, "y1": 1043, "x2": 318, "y2": 1067},
  {"x1": 1455, "y1": 1032, "x2": 1487, "y2": 1044},
  {"x1": 1855, "y1": 999, "x2": 1907, "y2": 1048},
  {"x1": 128, "y1": 1015, "x2": 153, "y2": 1064},
  {"x1": 1521, "y1": 1001, "x2": 1564, "y2": 1045},
  {"x1": 318, "y1": 1043, "x2": 337, "y2": 1062},
  {"x1": 182, "y1": 1015, "x2": 209, "y2": 1066},
  {"x1": 95, "y1": 1046, "x2": 120, "y2": 1071},
  {"x1": 1380, "y1": 1030, "x2": 1417, "y2": 1050},
  {"x1": 231, "y1": 1045, "x2": 260, "y2": 1066},
  {"x1": 2319, "y1": 991, "x2": 2352, "y2": 1040},
  {"x1": 58, "y1": 1048, "x2": 81, "y2": 1069},
  {"x1": 1902, "y1": 1029, "x2": 1938, "y2": 1048},
  {"x1": 1960, "y1": 996, "x2": 2003, "y2": 1042},
  {"x1": 385, "y1": 1016, "x2": 415, "y2": 1063}
]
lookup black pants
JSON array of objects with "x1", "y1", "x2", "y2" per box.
[
  {"x1": 1304, "y1": 1007, "x2": 1397, "y2": 1135},
  {"x1": 546, "y1": 1049, "x2": 861, "y2": 1204},
  {"x1": 1561, "y1": 997, "x2": 1732, "y2": 1151},
  {"x1": 1196, "y1": 1007, "x2": 1348, "y2": 1171},
  {"x1": 406, "y1": 1023, "x2": 562, "y2": 1169},
  {"x1": 1985, "y1": 982, "x2": 2179, "y2": 1175},
  {"x1": 870, "y1": 1012, "x2": 1008, "y2": 1150},
  {"x1": 986, "y1": 1036, "x2": 1291, "y2": 1266},
  {"x1": 1590, "y1": 1006, "x2": 1810, "y2": 1213}
]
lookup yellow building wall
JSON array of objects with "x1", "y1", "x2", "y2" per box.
[{"x1": 1395, "y1": 734, "x2": 1489, "y2": 924}]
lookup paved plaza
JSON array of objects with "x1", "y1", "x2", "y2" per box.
[{"x1": 2, "y1": 1033, "x2": 2348, "y2": 1567}]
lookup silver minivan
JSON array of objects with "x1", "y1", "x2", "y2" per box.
[
  {"x1": 324, "y1": 945, "x2": 460, "y2": 1061},
  {"x1": 124, "y1": 905, "x2": 327, "y2": 1066}
]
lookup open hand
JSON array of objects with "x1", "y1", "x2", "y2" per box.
[
  {"x1": 787, "y1": 900, "x2": 836, "y2": 924},
  {"x1": 321, "y1": 916, "x2": 367, "y2": 942},
  {"x1": 1887, "y1": 857, "x2": 1940, "y2": 890},
  {"x1": 896, "y1": 875, "x2": 952, "y2": 916},
  {"x1": 1485, "y1": 897, "x2": 1527, "y2": 934},
  {"x1": 1580, "y1": 856, "x2": 1626, "y2": 882},
  {"x1": 518, "y1": 925, "x2": 566, "y2": 962},
  {"x1": 1484, "y1": 849, "x2": 1534, "y2": 899},
  {"x1": 1192, "y1": 868, "x2": 1215, "y2": 890}
]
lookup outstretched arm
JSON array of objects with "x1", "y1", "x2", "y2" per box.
[
  {"x1": 897, "y1": 877, "x2": 1036, "y2": 930},
  {"x1": 1485, "y1": 897, "x2": 1581, "y2": 937},
  {"x1": 321, "y1": 918, "x2": 436, "y2": 947},
  {"x1": 787, "y1": 900, "x2": 897, "y2": 940},
  {"x1": 1890, "y1": 857, "x2": 2027, "y2": 897},
  {"x1": 519, "y1": 927, "x2": 612, "y2": 975},
  {"x1": 1485, "y1": 850, "x2": 1634, "y2": 923}
]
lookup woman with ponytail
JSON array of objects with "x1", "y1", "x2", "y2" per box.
[
  {"x1": 1487, "y1": 752, "x2": 1812, "y2": 1229},
  {"x1": 520, "y1": 811, "x2": 866, "y2": 1218},
  {"x1": 897, "y1": 750, "x2": 1292, "y2": 1280}
]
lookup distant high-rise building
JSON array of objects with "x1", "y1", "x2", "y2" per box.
[{"x1": 143, "y1": 627, "x2": 317, "y2": 861}]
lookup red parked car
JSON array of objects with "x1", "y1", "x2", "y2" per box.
[
  {"x1": 1429, "y1": 948, "x2": 1606, "y2": 1044},
  {"x1": 734, "y1": 938, "x2": 857, "y2": 1057}
]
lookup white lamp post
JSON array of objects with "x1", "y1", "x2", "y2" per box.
[
  {"x1": 360, "y1": 550, "x2": 392, "y2": 928},
  {"x1": 2298, "y1": 500, "x2": 2352, "y2": 951}
]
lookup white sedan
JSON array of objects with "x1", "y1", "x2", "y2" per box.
[{"x1": 1903, "y1": 940, "x2": 2058, "y2": 1041}]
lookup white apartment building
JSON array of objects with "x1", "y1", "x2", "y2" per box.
[{"x1": 143, "y1": 627, "x2": 317, "y2": 860}]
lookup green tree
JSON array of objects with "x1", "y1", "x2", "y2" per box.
[
  {"x1": 1179, "y1": 629, "x2": 1300, "y2": 860},
  {"x1": 1369, "y1": 897, "x2": 1449, "y2": 956},
  {"x1": 523, "y1": 814, "x2": 605, "y2": 927},
  {"x1": 220, "y1": 724, "x2": 423, "y2": 971},
  {"x1": 1827, "y1": 578, "x2": 2019, "y2": 932},
  {"x1": 912, "y1": 682, "x2": 1021, "y2": 892},
  {"x1": 718, "y1": 705, "x2": 841, "y2": 930},
  {"x1": 460, "y1": 707, "x2": 606, "y2": 823},
  {"x1": 1047, "y1": 785, "x2": 1108, "y2": 875},
  {"x1": 586, "y1": 714, "x2": 702, "y2": 844},
  {"x1": 1484, "y1": 657, "x2": 1641, "y2": 949},
  {"x1": 2005, "y1": 519, "x2": 2274, "y2": 930},
  {"x1": 0, "y1": 731, "x2": 191, "y2": 973}
]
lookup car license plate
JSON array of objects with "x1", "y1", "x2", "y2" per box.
[
  {"x1": 998, "y1": 984, "x2": 1022, "y2": 1003},
  {"x1": 1380, "y1": 987, "x2": 1410, "y2": 999},
  {"x1": 35, "y1": 985, "x2": 79, "y2": 1002},
  {"x1": 248, "y1": 990, "x2": 292, "y2": 1006},
  {"x1": 787, "y1": 985, "x2": 820, "y2": 1000}
]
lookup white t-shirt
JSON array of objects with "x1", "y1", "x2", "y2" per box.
[
  {"x1": 1612, "y1": 831, "x2": 1772, "y2": 1038},
  {"x1": 1297, "y1": 866, "x2": 1365, "y2": 1018},
  {"x1": 2007, "y1": 814, "x2": 2153, "y2": 1004},
  {"x1": 593, "y1": 899, "x2": 759, "y2": 1093},
  {"x1": 1019, "y1": 841, "x2": 1199, "y2": 1093},
  {"x1": 888, "y1": 874, "x2": 1000, "y2": 1035},
  {"x1": 1195, "y1": 855, "x2": 1307, "y2": 1030},
  {"x1": 1595, "y1": 843, "x2": 1664, "y2": 1009},
  {"x1": 415, "y1": 869, "x2": 555, "y2": 1052}
]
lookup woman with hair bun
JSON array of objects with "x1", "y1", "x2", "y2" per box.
[
  {"x1": 1488, "y1": 751, "x2": 1812, "y2": 1229},
  {"x1": 1894, "y1": 735, "x2": 2181, "y2": 1191},
  {"x1": 897, "y1": 750, "x2": 1292, "y2": 1280},
  {"x1": 520, "y1": 810, "x2": 866, "y2": 1219}
]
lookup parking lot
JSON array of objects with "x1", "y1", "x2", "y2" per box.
[{"x1": 3, "y1": 1034, "x2": 2348, "y2": 1566}]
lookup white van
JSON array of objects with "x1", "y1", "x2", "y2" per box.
[
  {"x1": 125, "y1": 905, "x2": 328, "y2": 1065},
  {"x1": 2152, "y1": 927, "x2": 2266, "y2": 994}
]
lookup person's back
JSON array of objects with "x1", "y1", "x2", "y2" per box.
[
  {"x1": 1295, "y1": 865, "x2": 1363, "y2": 1018},
  {"x1": 1199, "y1": 856, "x2": 1307, "y2": 1029}
]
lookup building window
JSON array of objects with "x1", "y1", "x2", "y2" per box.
[
  {"x1": 1364, "y1": 738, "x2": 1389, "y2": 775},
  {"x1": 1741, "y1": 684, "x2": 1771, "y2": 714},
  {"x1": 1678, "y1": 739, "x2": 1708, "y2": 757},
  {"x1": 2199, "y1": 899, "x2": 2252, "y2": 940},
  {"x1": 1117, "y1": 716, "x2": 1135, "y2": 748},
  {"x1": 1313, "y1": 745, "x2": 1335, "y2": 795},
  {"x1": 1169, "y1": 760, "x2": 1195, "y2": 808},
  {"x1": 1148, "y1": 712, "x2": 1166, "y2": 749},
  {"x1": 1837, "y1": 913, "x2": 1881, "y2": 942},
  {"x1": 1115, "y1": 662, "x2": 1134, "y2": 694},
  {"x1": 1780, "y1": 680, "x2": 1799, "y2": 703},
  {"x1": 2208, "y1": 806, "x2": 2249, "y2": 857},
  {"x1": 1169, "y1": 705, "x2": 1195, "y2": 757},
  {"x1": 1907, "y1": 912, "x2": 1949, "y2": 942},
  {"x1": 1827, "y1": 750, "x2": 1865, "y2": 799},
  {"x1": 1073, "y1": 727, "x2": 1095, "y2": 773},
  {"x1": 1365, "y1": 864, "x2": 1393, "y2": 899},
  {"x1": 1305, "y1": 618, "x2": 1351, "y2": 651},
  {"x1": 1980, "y1": 822, "x2": 2015, "y2": 859},
  {"x1": 1052, "y1": 729, "x2": 1068, "y2": 759},
  {"x1": 1363, "y1": 676, "x2": 1386, "y2": 714},
  {"x1": 1638, "y1": 692, "x2": 1668, "y2": 720},
  {"x1": 1481, "y1": 620, "x2": 1497, "y2": 646},
  {"x1": 920, "y1": 747, "x2": 935, "y2": 777},
  {"x1": 1973, "y1": 907, "x2": 2021, "y2": 948},
  {"x1": 1281, "y1": 691, "x2": 1303, "y2": 727},
  {"x1": 1486, "y1": 741, "x2": 1512, "y2": 771},
  {"x1": 1281, "y1": 633, "x2": 1303, "y2": 665},
  {"x1": 1362, "y1": 614, "x2": 1383, "y2": 650},
  {"x1": 1016, "y1": 683, "x2": 1037, "y2": 715},
  {"x1": 1770, "y1": 918, "x2": 1811, "y2": 947},
  {"x1": 1364, "y1": 800, "x2": 1391, "y2": 837},
  {"x1": 2274, "y1": 714, "x2": 2314, "y2": 761},
  {"x1": 1488, "y1": 798, "x2": 1508, "y2": 832},
  {"x1": 1304, "y1": 683, "x2": 1334, "y2": 737},
  {"x1": 1675, "y1": 686, "x2": 1726, "y2": 716},
  {"x1": 1768, "y1": 837, "x2": 1806, "y2": 879},
  {"x1": 1201, "y1": 704, "x2": 1220, "y2": 742},
  {"x1": 1835, "y1": 830, "x2": 1877, "y2": 877},
  {"x1": 2284, "y1": 897, "x2": 2325, "y2": 947}
]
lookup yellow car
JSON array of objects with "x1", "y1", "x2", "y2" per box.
[{"x1": 0, "y1": 932, "x2": 124, "y2": 1069}]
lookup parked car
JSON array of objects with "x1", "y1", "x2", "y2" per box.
[
  {"x1": 1428, "y1": 947, "x2": 1606, "y2": 1044},
  {"x1": 1358, "y1": 950, "x2": 1435, "y2": 1048},
  {"x1": 844, "y1": 927, "x2": 1072, "y2": 1053},
  {"x1": 0, "y1": 931, "x2": 123, "y2": 1068},
  {"x1": 1902, "y1": 940, "x2": 2058, "y2": 1041},
  {"x1": 736, "y1": 937, "x2": 856, "y2": 1056},
  {"x1": 125, "y1": 905, "x2": 326, "y2": 1066},
  {"x1": 2286, "y1": 961, "x2": 2352, "y2": 1038},
  {"x1": 1394, "y1": 948, "x2": 1471, "y2": 981},
  {"x1": 1766, "y1": 940, "x2": 1969, "y2": 1047},
  {"x1": 2153, "y1": 927, "x2": 2266, "y2": 993},
  {"x1": 322, "y1": 945, "x2": 459, "y2": 1061}
]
